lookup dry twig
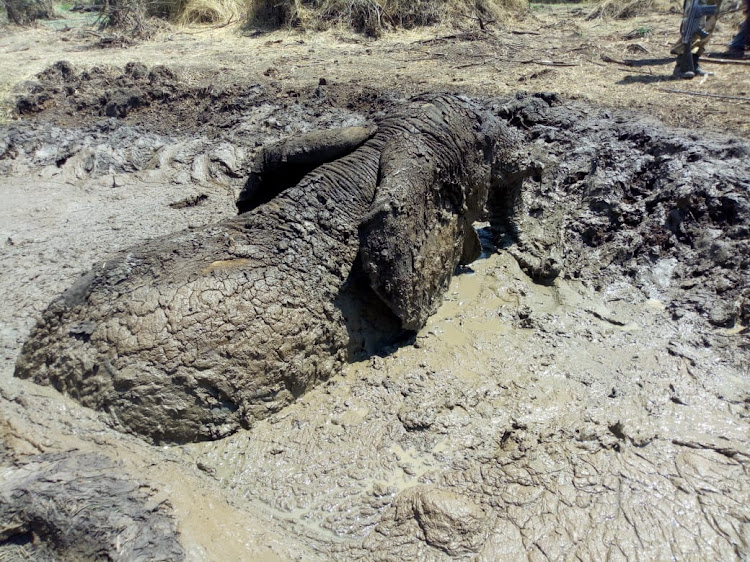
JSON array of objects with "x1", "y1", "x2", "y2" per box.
[
  {"x1": 518, "y1": 59, "x2": 578, "y2": 67},
  {"x1": 657, "y1": 88, "x2": 750, "y2": 102},
  {"x1": 702, "y1": 57, "x2": 750, "y2": 66}
]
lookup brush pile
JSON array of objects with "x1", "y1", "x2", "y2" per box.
[
  {"x1": 586, "y1": 0, "x2": 678, "y2": 19},
  {"x1": 247, "y1": 0, "x2": 527, "y2": 36}
]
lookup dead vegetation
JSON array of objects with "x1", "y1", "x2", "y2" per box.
[
  {"x1": 176, "y1": 0, "x2": 247, "y2": 24},
  {"x1": 586, "y1": 0, "x2": 678, "y2": 19},
  {"x1": 3, "y1": 0, "x2": 54, "y2": 24},
  {"x1": 3, "y1": 0, "x2": 527, "y2": 35},
  {"x1": 99, "y1": 0, "x2": 154, "y2": 37},
  {"x1": 247, "y1": 0, "x2": 526, "y2": 36}
]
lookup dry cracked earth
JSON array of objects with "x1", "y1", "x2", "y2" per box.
[{"x1": 1, "y1": 7, "x2": 749, "y2": 561}]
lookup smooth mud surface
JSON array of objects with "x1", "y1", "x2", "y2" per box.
[{"x1": 1, "y1": 22, "x2": 749, "y2": 561}]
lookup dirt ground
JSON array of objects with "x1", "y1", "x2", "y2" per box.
[
  {"x1": 0, "y1": 3, "x2": 749, "y2": 561},
  {"x1": 1, "y1": 3, "x2": 749, "y2": 134}
]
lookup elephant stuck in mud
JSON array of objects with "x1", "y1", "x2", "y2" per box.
[{"x1": 14, "y1": 94, "x2": 526, "y2": 443}]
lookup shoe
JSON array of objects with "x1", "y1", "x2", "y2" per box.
[
  {"x1": 693, "y1": 54, "x2": 714, "y2": 76},
  {"x1": 673, "y1": 65, "x2": 695, "y2": 79},
  {"x1": 724, "y1": 48, "x2": 746, "y2": 59},
  {"x1": 674, "y1": 51, "x2": 696, "y2": 79}
]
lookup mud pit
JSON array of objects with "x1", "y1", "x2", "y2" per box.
[{"x1": 1, "y1": 59, "x2": 749, "y2": 560}]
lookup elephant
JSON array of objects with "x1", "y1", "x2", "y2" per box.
[{"x1": 14, "y1": 94, "x2": 520, "y2": 443}]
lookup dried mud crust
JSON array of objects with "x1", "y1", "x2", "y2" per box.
[
  {"x1": 0, "y1": 62, "x2": 392, "y2": 191},
  {"x1": 15, "y1": 60, "x2": 272, "y2": 134},
  {"x1": 12, "y1": 60, "x2": 389, "y2": 135}
]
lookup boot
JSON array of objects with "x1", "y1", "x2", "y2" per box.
[
  {"x1": 673, "y1": 50, "x2": 695, "y2": 79},
  {"x1": 692, "y1": 54, "x2": 714, "y2": 76},
  {"x1": 727, "y1": 19, "x2": 748, "y2": 57}
]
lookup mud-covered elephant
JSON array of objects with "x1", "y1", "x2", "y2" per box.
[{"x1": 14, "y1": 94, "x2": 521, "y2": 443}]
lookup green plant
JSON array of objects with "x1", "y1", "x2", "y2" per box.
[{"x1": 635, "y1": 24, "x2": 652, "y2": 35}]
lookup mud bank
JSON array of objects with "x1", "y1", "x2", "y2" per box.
[{"x1": 1, "y1": 63, "x2": 748, "y2": 560}]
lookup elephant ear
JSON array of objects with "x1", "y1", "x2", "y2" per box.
[
  {"x1": 237, "y1": 125, "x2": 377, "y2": 214},
  {"x1": 359, "y1": 104, "x2": 490, "y2": 331}
]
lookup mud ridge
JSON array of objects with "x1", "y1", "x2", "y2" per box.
[{"x1": 490, "y1": 92, "x2": 749, "y2": 347}]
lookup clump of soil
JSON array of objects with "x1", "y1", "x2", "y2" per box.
[
  {"x1": 15, "y1": 60, "x2": 272, "y2": 133},
  {"x1": 13, "y1": 60, "x2": 392, "y2": 136}
]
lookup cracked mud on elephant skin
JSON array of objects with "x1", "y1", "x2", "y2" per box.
[{"x1": 13, "y1": 94, "x2": 516, "y2": 444}]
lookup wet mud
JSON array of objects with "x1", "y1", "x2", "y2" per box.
[
  {"x1": 1, "y1": 63, "x2": 748, "y2": 560},
  {"x1": 0, "y1": 449, "x2": 185, "y2": 561}
]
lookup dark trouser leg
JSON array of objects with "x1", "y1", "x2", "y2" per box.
[
  {"x1": 729, "y1": 19, "x2": 748, "y2": 53},
  {"x1": 674, "y1": 49, "x2": 696, "y2": 79}
]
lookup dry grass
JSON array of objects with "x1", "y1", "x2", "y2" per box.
[
  {"x1": 177, "y1": 0, "x2": 248, "y2": 24},
  {"x1": 94, "y1": 0, "x2": 526, "y2": 34},
  {"x1": 99, "y1": 0, "x2": 247, "y2": 33},
  {"x1": 248, "y1": 0, "x2": 528, "y2": 36},
  {"x1": 586, "y1": 0, "x2": 679, "y2": 20},
  {"x1": 3, "y1": 0, "x2": 55, "y2": 24}
]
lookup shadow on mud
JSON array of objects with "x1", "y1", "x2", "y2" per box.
[
  {"x1": 336, "y1": 264, "x2": 412, "y2": 359},
  {"x1": 616, "y1": 74, "x2": 675, "y2": 85}
]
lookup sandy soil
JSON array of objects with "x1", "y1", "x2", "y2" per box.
[
  {"x1": 1, "y1": 4, "x2": 749, "y2": 560},
  {"x1": 1, "y1": 4, "x2": 749, "y2": 133}
]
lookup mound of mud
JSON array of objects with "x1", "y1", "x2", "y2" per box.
[
  {"x1": 15, "y1": 60, "x2": 268, "y2": 132},
  {"x1": 2, "y1": 62, "x2": 381, "y2": 189},
  {"x1": 494, "y1": 92, "x2": 750, "y2": 336},
  {"x1": 13, "y1": 60, "x2": 387, "y2": 135},
  {"x1": 0, "y1": 449, "x2": 184, "y2": 560}
]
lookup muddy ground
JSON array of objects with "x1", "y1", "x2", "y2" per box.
[{"x1": 1, "y1": 4, "x2": 749, "y2": 561}]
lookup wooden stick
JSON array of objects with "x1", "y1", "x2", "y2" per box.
[
  {"x1": 412, "y1": 30, "x2": 491, "y2": 45},
  {"x1": 413, "y1": 34, "x2": 458, "y2": 44},
  {"x1": 600, "y1": 54, "x2": 632, "y2": 66},
  {"x1": 461, "y1": 57, "x2": 578, "y2": 68},
  {"x1": 455, "y1": 59, "x2": 492, "y2": 69},
  {"x1": 657, "y1": 88, "x2": 750, "y2": 102},
  {"x1": 702, "y1": 57, "x2": 750, "y2": 65},
  {"x1": 518, "y1": 59, "x2": 578, "y2": 67}
]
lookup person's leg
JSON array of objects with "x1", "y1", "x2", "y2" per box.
[
  {"x1": 728, "y1": 18, "x2": 748, "y2": 54},
  {"x1": 674, "y1": 0, "x2": 723, "y2": 79}
]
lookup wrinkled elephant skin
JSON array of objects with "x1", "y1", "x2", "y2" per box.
[{"x1": 14, "y1": 95, "x2": 511, "y2": 443}]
